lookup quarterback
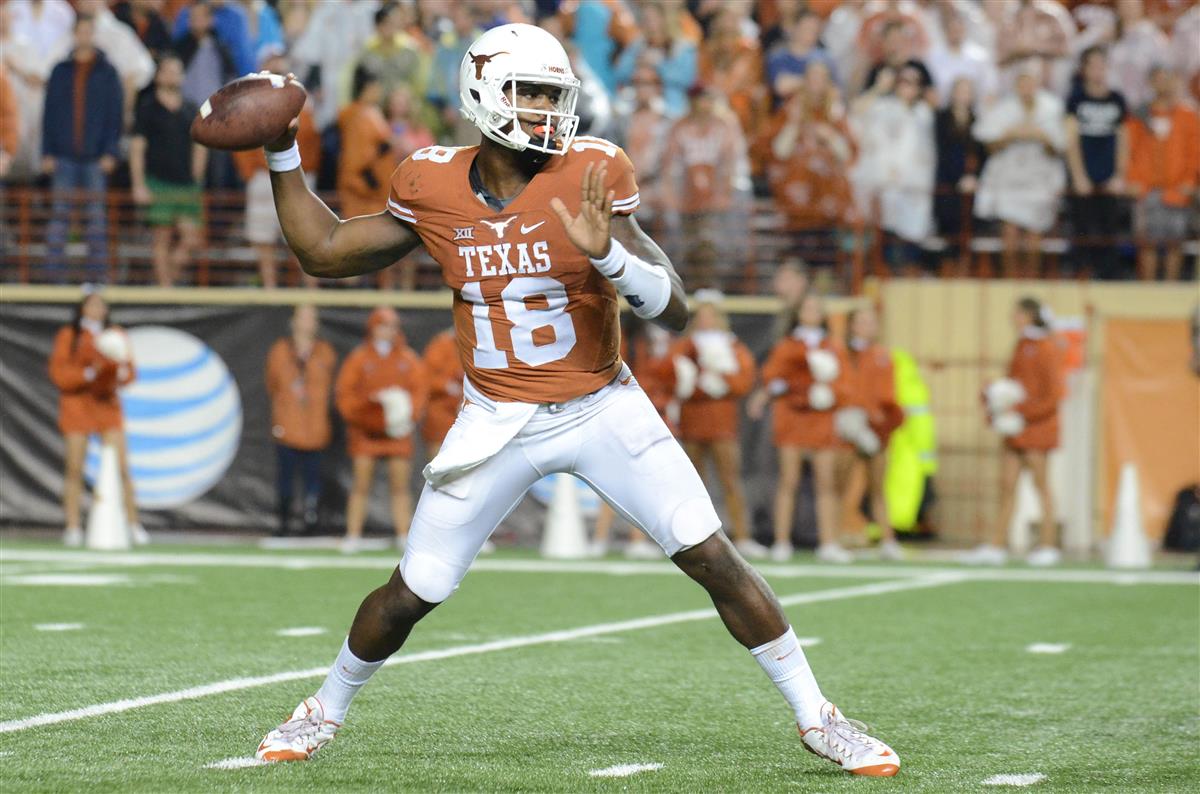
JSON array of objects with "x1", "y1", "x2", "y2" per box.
[{"x1": 255, "y1": 24, "x2": 899, "y2": 777}]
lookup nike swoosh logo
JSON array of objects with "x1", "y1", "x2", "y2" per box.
[
  {"x1": 520, "y1": 221, "x2": 545, "y2": 234},
  {"x1": 775, "y1": 648, "x2": 796, "y2": 661}
]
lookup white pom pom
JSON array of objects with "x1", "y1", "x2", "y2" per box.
[
  {"x1": 808, "y1": 382, "x2": 835, "y2": 410},
  {"x1": 806, "y1": 349, "x2": 840, "y2": 383},
  {"x1": 673, "y1": 356, "x2": 698, "y2": 400},
  {"x1": 95, "y1": 328, "x2": 130, "y2": 363},
  {"x1": 378, "y1": 387, "x2": 413, "y2": 438},
  {"x1": 992, "y1": 411, "x2": 1026, "y2": 437},
  {"x1": 697, "y1": 370, "x2": 730, "y2": 398},
  {"x1": 835, "y1": 407, "x2": 869, "y2": 441},
  {"x1": 694, "y1": 331, "x2": 738, "y2": 374},
  {"x1": 985, "y1": 378, "x2": 1026, "y2": 413},
  {"x1": 857, "y1": 428, "x2": 881, "y2": 456}
]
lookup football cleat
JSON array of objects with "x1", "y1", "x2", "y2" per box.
[
  {"x1": 815, "y1": 543, "x2": 853, "y2": 564},
  {"x1": 800, "y1": 702, "x2": 900, "y2": 777},
  {"x1": 769, "y1": 542, "x2": 793, "y2": 562},
  {"x1": 256, "y1": 696, "x2": 340, "y2": 762},
  {"x1": 735, "y1": 539, "x2": 771, "y2": 560},
  {"x1": 1026, "y1": 546, "x2": 1062, "y2": 567}
]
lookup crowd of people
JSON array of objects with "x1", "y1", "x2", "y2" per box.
[{"x1": 2, "y1": 0, "x2": 1198, "y2": 288}]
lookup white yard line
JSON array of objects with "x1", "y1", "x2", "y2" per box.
[
  {"x1": 275, "y1": 627, "x2": 327, "y2": 638},
  {"x1": 205, "y1": 757, "x2": 267, "y2": 770},
  {"x1": 1, "y1": 548, "x2": 1195, "y2": 585},
  {"x1": 0, "y1": 574, "x2": 960, "y2": 735},
  {"x1": 982, "y1": 772, "x2": 1048, "y2": 786},
  {"x1": 34, "y1": 623, "x2": 85, "y2": 632},
  {"x1": 588, "y1": 762, "x2": 664, "y2": 778},
  {"x1": 1025, "y1": 643, "x2": 1071, "y2": 654}
]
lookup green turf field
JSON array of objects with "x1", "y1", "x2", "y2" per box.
[{"x1": 0, "y1": 541, "x2": 1197, "y2": 792}]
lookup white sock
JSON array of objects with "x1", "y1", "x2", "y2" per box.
[
  {"x1": 751, "y1": 626, "x2": 826, "y2": 730},
  {"x1": 314, "y1": 638, "x2": 385, "y2": 723}
]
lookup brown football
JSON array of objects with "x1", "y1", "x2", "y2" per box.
[{"x1": 190, "y1": 73, "x2": 306, "y2": 151}]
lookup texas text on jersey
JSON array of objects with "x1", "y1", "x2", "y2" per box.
[{"x1": 386, "y1": 136, "x2": 639, "y2": 404}]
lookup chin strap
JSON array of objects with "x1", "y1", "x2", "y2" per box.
[{"x1": 589, "y1": 238, "x2": 672, "y2": 319}]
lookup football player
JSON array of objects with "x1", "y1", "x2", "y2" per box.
[{"x1": 254, "y1": 24, "x2": 899, "y2": 777}]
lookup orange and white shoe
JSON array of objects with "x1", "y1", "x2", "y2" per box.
[
  {"x1": 799, "y1": 702, "x2": 900, "y2": 777},
  {"x1": 255, "y1": 696, "x2": 340, "y2": 762}
]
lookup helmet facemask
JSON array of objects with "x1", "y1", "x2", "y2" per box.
[{"x1": 477, "y1": 75, "x2": 580, "y2": 156}]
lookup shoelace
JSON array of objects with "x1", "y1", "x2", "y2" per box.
[
  {"x1": 276, "y1": 713, "x2": 320, "y2": 744},
  {"x1": 826, "y1": 715, "x2": 879, "y2": 761}
]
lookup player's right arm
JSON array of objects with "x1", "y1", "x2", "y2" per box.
[{"x1": 265, "y1": 120, "x2": 421, "y2": 279}]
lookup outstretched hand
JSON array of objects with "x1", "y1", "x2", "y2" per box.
[{"x1": 550, "y1": 161, "x2": 613, "y2": 259}]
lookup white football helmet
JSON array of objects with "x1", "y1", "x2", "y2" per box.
[{"x1": 459, "y1": 23, "x2": 581, "y2": 155}]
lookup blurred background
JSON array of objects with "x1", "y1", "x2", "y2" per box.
[{"x1": 0, "y1": 0, "x2": 1197, "y2": 559}]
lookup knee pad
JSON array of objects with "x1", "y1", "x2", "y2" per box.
[
  {"x1": 399, "y1": 551, "x2": 466, "y2": 604},
  {"x1": 668, "y1": 496, "x2": 722, "y2": 552}
]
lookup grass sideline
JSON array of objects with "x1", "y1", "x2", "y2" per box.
[{"x1": 0, "y1": 542, "x2": 1197, "y2": 792}]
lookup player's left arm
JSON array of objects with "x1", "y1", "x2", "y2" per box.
[{"x1": 551, "y1": 159, "x2": 689, "y2": 332}]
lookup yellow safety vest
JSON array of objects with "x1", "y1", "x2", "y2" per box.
[{"x1": 885, "y1": 348, "x2": 937, "y2": 531}]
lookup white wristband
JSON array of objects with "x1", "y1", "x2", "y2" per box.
[
  {"x1": 589, "y1": 238, "x2": 672, "y2": 319},
  {"x1": 266, "y1": 142, "x2": 301, "y2": 172}
]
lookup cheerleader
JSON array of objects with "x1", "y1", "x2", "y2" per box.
[
  {"x1": 966, "y1": 297, "x2": 1065, "y2": 566},
  {"x1": 756, "y1": 291, "x2": 852, "y2": 563},
  {"x1": 838, "y1": 306, "x2": 905, "y2": 560},
  {"x1": 335, "y1": 307, "x2": 429, "y2": 552},
  {"x1": 48, "y1": 291, "x2": 146, "y2": 546}
]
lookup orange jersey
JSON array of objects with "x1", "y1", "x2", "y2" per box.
[
  {"x1": 49, "y1": 326, "x2": 135, "y2": 435},
  {"x1": 844, "y1": 343, "x2": 904, "y2": 443},
  {"x1": 264, "y1": 337, "x2": 337, "y2": 451},
  {"x1": 1006, "y1": 334, "x2": 1064, "y2": 451},
  {"x1": 668, "y1": 335, "x2": 756, "y2": 442},
  {"x1": 421, "y1": 328, "x2": 464, "y2": 446},
  {"x1": 335, "y1": 339, "x2": 429, "y2": 458},
  {"x1": 387, "y1": 136, "x2": 639, "y2": 404},
  {"x1": 761, "y1": 332, "x2": 849, "y2": 449}
]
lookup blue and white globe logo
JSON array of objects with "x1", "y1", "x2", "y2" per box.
[{"x1": 84, "y1": 326, "x2": 242, "y2": 509}]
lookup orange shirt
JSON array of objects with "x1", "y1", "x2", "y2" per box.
[
  {"x1": 1126, "y1": 102, "x2": 1200, "y2": 207},
  {"x1": 338, "y1": 100, "x2": 396, "y2": 218},
  {"x1": 232, "y1": 107, "x2": 321, "y2": 182},
  {"x1": 1006, "y1": 334, "x2": 1064, "y2": 451},
  {"x1": 0, "y1": 66, "x2": 19, "y2": 158},
  {"x1": 669, "y1": 335, "x2": 756, "y2": 442},
  {"x1": 420, "y1": 329, "x2": 463, "y2": 446},
  {"x1": 49, "y1": 326, "x2": 135, "y2": 435},
  {"x1": 761, "y1": 331, "x2": 849, "y2": 449},
  {"x1": 335, "y1": 337, "x2": 429, "y2": 459},
  {"x1": 762, "y1": 105, "x2": 857, "y2": 230},
  {"x1": 625, "y1": 333, "x2": 677, "y2": 429},
  {"x1": 387, "y1": 136, "x2": 639, "y2": 404},
  {"x1": 844, "y1": 342, "x2": 904, "y2": 442},
  {"x1": 698, "y1": 37, "x2": 765, "y2": 137},
  {"x1": 662, "y1": 114, "x2": 742, "y2": 214},
  {"x1": 264, "y1": 336, "x2": 336, "y2": 451}
]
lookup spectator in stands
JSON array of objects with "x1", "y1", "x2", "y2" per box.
[
  {"x1": 426, "y1": 2, "x2": 481, "y2": 144},
  {"x1": 927, "y1": 8, "x2": 997, "y2": 107},
  {"x1": 265, "y1": 304, "x2": 336, "y2": 537},
  {"x1": 761, "y1": 62, "x2": 856, "y2": 268},
  {"x1": 112, "y1": 0, "x2": 172, "y2": 58},
  {"x1": 965, "y1": 296, "x2": 1064, "y2": 567},
  {"x1": 756, "y1": 291, "x2": 852, "y2": 563},
  {"x1": 841, "y1": 305, "x2": 906, "y2": 561},
  {"x1": 851, "y1": 63, "x2": 936, "y2": 273},
  {"x1": 1065, "y1": 47, "x2": 1128, "y2": 280},
  {"x1": 1126, "y1": 66, "x2": 1200, "y2": 281},
  {"x1": 8, "y1": 0, "x2": 74, "y2": 56},
  {"x1": 335, "y1": 307, "x2": 429, "y2": 553},
  {"x1": 933, "y1": 76, "x2": 986, "y2": 271},
  {"x1": 661, "y1": 84, "x2": 747, "y2": 288},
  {"x1": 237, "y1": 0, "x2": 285, "y2": 68},
  {"x1": 995, "y1": 0, "x2": 1075, "y2": 95},
  {"x1": 48, "y1": 290, "x2": 146, "y2": 548},
  {"x1": 973, "y1": 65, "x2": 1066, "y2": 278},
  {"x1": 765, "y1": 10, "x2": 836, "y2": 105},
  {"x1": 611, "y1": 0, "x2": 699, "y2": 119},
  {"x1": 130, "y1": 55, "x2": 206, "y2": 288},
  {"x1": 858, "y1": 17, "x2": 934, "y2": 101},
  {"x1": 231, "y1": 53, "x2": 321, "y2": 289},
  {"x1": 1109, "y1": 0, "x2": 1170, "y2": 111},
  {"x1": 614, "y1": 65, "x2": 672, "y2": 226},
  {"x1": 1, "y1": 2, "x2": 53, "y2": 180},
  {"x1": 175, "y1": 1, "x2": 236, "y2": 116},
  {"x1": 51, "y1": 0, "x2": 154, "y2": 123},
  {"x1": 172, "y1": 0, "x2": 254, "y2": 77},
  {"x1": 698, "y1": 5, "x2": 766, "y2": 137},
  {"x1": 564, "y1": 0, "x2": 638, "y2": 94},
  {"x1": 1170, "y1": 5, "x2": 1200, "y2": 105},
  {"x1": 387, "y1": 85, "x2": 434, "y2": 162},
  {"x1": 668, "y1": 291, "x2": 765, "y2": 560},
  {"x1": 358, "y1": 2, "x2": 433, "y2": 129},
  {"x1": 289, "y1": 0, "x2": 376, "y2": 131},
  {"x1": 419, "y1": 328, "x2": 461, "y2": 459},
  {"x1": 0, "y1": 66, "x2": 18, "y2": 179},
  {"x1": 42, "y1": 15, "x2": 123, "y2": 283}
]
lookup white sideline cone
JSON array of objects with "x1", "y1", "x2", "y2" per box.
[
  {"x1": 1007, "y1": 469, "x2": 1040, "y2": 555},
  {"x1": 85, "y1": 443, "x2": 131, "y2": 551},
  {"x1": 540, "y1": 474, "x2": 588, "y2": 559},
  {"x1": 1106, "y1": 462, "x2": 1151, "y2": 569}
]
